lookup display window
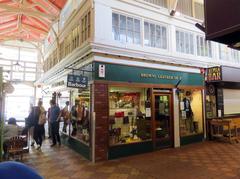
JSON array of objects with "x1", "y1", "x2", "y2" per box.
[
  {"x1": 179, "y1": 89, "x2": 203, "y2": 136},
  {"x1": 69, "y1": 88, "x2": 90, "y2": 145},
  {"x1": 109, "y1": 86, "x2": 152, "y2": 146}
]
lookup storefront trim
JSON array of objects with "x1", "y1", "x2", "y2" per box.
[
  {"x1": 61, "y1": 133, "x2": 91, "y2": 160},
  {"x1": 180, "y1": 133, "x2": 204, "y2": 146},
  {"x1": 108, "y1": 140, "x2": 153, "y2": 160}
]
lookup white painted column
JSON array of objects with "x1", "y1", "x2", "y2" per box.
[{"x1": 173, "y1": 88, "x2": 180, "y2": 147}]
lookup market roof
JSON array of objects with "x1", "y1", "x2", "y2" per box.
[{"x1": 0, "y1": 0, "x2": 67, "y2": 42}]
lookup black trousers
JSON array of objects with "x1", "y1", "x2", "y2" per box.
[
  {"x1": 34, "y1": 124, "x2": 44, "y2": 146},
  {"x1": 51, "y1": 121, "x2": 61, "y2": 144}
]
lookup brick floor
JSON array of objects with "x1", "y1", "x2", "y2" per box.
[{"x1": 22, "y1": 140, "x2": 240, "y2": 179}]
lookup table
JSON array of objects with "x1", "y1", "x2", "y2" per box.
[{"x1": 210, "y1": 119, "x2": 238, "y2": 143}]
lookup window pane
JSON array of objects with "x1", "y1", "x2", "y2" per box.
[
  {"x1": 127, "y1": 17, "x2": 134, "y2": 43},
  {"x1": 12, "y1": 72, "x2": 24, "y2": 80},
  {"x1": 150, "y1": 24, "x2": 156, "y2": 47},
  {"x1": 144, "y1": 22, "x2": 150, "y2": 46},
  {"x1": 0, "y1": 46, "x2": 18, "y2": 60},
  {"x1": 20, "y1": 48, "x2": 38, "y2": 62},
  {"x1": 162, "y1": 27, "x2": 167, "y2": 49},
  {"x1": 25, "y1": 73, "x2": 36, "y2": 81},
  {"x1": 120, "y1": 15, "x2": 126, "y2": 42}
]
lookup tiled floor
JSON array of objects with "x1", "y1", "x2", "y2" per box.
[{"x1": 23, "y1": 140, "x2": 240, "y2": 179}]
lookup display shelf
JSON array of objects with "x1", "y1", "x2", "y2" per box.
[{"x1": 109, "y1": 139, "x2": 152, "y2": 147}]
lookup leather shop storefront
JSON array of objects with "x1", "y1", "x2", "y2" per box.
[{"x1": 91, "y1": 61, "x2": 205, "y2": 160}]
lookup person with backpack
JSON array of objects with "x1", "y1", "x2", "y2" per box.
[{"x1": 28, "y1": 100, "x2": 46, "y2": 150}]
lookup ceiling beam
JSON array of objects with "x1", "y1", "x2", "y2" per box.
[
  {"x1": 0, "y1": 27, "x2": 18, "y2": 35},
  {"x1": 42, "y1": 0, "x2": 60, "y2": 13},
  {"x1": 0, "y1": 20, "x2": 17, "y2": 29},
  {"x1": 0, "y1": 3, "x2": 57, "y2": 21},
  {"x1": 22, "y1": 23, "x2": 48, "y2": 35},
  {"x1": 26, "y1": 16, "x2": 49, "y2": 32}
]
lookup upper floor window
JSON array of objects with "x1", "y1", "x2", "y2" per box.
[
  {"x1": 112, "y1": 13, "x2": 141, "y2": 45},
  {"x1": 219, "y1": 44, "x2": 229, "y2": 61},
  {"x1": 176, "y1": 30, "x2": 194, "y2": 55},
  {"x1": 144, "y1": 21, "x2": 167, "y2": 49},
  {"x1": 177, "y1": 0, "x2": 193, "y2": 17},
  {"x1": 144, "y1": 0, "x2": 168, "y2": 8},
  {"x1": 81, "y1": 11, "x2": 91, "y2": 43},
  {"x1": 194, "y1": 2, "x2": 204, "y2": 20},
  {"x1": 231, "y1": 49, "x2": 240, "y2": 63},
  {"x1": 196, "y1": 36, "x2": 212, "y2": 57}
]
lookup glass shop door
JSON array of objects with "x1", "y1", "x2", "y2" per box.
[{"x1": 153, "y1": 93, "x2": 173, "y2": 148}]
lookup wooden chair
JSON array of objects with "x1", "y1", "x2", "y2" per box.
[{"x1": 7, "y1": 136, "x2": 25, "y2": 161}]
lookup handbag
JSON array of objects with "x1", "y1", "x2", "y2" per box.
[
  {"x1": 115, "y1": 111, "x2": 124, "y2": 118},
  {"x1": 123, "y1": 116, "x2": 129, "y2": 124}
]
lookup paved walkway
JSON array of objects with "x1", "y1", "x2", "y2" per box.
[{"x1": 23, "y1": 140, "x2": 240, "y2": 179}]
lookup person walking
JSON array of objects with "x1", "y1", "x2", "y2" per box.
[
  {"x1": 61, "y1": 101, "x2": 70, "y2": 133},
  {"x1": 30, "y1": 101, "x2": 45, "y2": 150},
  {"x1": 49, "y1": 100, "x2": 61, "y2": 147}
]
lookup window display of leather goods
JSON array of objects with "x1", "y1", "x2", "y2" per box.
[
  {"x1": 179, "y1": 89, "x2": 203, "y2": 137},
  {"x1": 109, "y1": 86, "x2": 152, "y2": 146},
  {"x1": 69, "y1": 89, "x2": 90, "y2": 145}
]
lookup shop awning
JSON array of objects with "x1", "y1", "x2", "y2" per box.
[
  {"x1": 0, "y1": 0, "x2": 67, "y2": 42},
  {"x1": 204, "y1": 0, "x2": 240, "y2": 50}
]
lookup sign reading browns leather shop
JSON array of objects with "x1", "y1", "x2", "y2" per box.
[{"x1": 94, "y1": 62, "x2": 204, "y2": 86}]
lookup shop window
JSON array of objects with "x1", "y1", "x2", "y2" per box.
[
  {"x1": 196, "y1": 35, "x2": 212, "y2": 58},
  {"x1": 144, "y1": 0, "x2": 168, "y2": 8},
  {"x1": 112, "y1": 13, "x2": 141, "y2": 45},
  {"x1": 144, "y1": 21, "x2": 167, "y2": 49},
  {"x1": 206, "y1": 85, "x2": 217, "y2": 119},
  {"x1": 179, "y1": 89, "x2": 203, "y2": 137},
  {"x1": 69, "y1": 89, "x2": 90, "y2": 145},
  {"x1": 176, "y1": 30, "x2": 194, "y2": 55},
  {"x1": 109, "y1": 87, "x2": 151, "y2": 146}
]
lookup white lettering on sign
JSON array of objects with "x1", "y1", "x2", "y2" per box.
[{"x1": 67, "y1": 82, "x2": 87, "y2": 88}]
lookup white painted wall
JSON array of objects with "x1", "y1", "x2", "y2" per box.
[{"x1": 93, "y1": 0, "x2": 240, "y2": 69}]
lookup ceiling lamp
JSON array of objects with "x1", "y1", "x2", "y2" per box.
[{"x1": 13, "y1": 61, "x2": 23, "y2": 72}]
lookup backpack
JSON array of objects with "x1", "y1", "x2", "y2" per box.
[{"x1": 38, "y1": 107, "x2": 46, "y2": 125}]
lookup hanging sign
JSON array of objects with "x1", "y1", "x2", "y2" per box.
[
  {"x1": 206, "y1": 67, "x2": 222, "y2": 82},
  {"x1": 67, "y1": 74, "x2": 88, "y2": 88}
]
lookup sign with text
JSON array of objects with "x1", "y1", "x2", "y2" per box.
[
  {"x1": 206, "y1": 67, "x2": 222, "y2": 82},
  {"x1": 67, "y1": 74, "x2": 88, "y2": 88}
]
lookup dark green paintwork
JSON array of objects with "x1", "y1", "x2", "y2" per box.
[
  {"x1": 108, "y1": 141, "x2": 153, "y2": 160},
  {"x1": 94, "y1": 62, "x2": 204, "y2": 86},
  {"x1": 180, "y1": 133, "x2": 204, "y2": 145},
  {"x1": 61, "y1": 133, "x2": 91, "y2": 160}
]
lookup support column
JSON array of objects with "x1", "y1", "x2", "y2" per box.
[
  {"x1": 92, "y1": 83, "x2": 108, "y2": 161},
  {"x1": 173, "y1": 88, "x2": 180, "y2": 147}
]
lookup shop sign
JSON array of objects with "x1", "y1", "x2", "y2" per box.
[
  {"x1": 67, "y1": 74, "x2": 88, "y2": 88},
  {"x1": 94, "y1": 62, "x2": 204, "y2": 86},
  {"x1": 206, "y1": 67, "x2": 221, "y2": 82}
]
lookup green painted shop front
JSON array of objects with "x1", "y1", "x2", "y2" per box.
[{"x1": 92, "y1": 62, "x2": 205, "y2": 159}]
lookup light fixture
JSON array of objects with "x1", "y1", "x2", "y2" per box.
[
  {"x1": 13, "y1": 61, "x2": 23, "y2": 72},
  {"x1": 170, "y1": 0, "x2": 179, "y2": 16}
]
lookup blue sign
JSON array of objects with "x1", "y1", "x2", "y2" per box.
[{"x1": 67, "y1": 74, "x2": 88, "y2": 88}]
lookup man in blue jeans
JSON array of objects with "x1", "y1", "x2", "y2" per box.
[{"x1": 49, "y1": 99, "x2": 61, "y2": 147}]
